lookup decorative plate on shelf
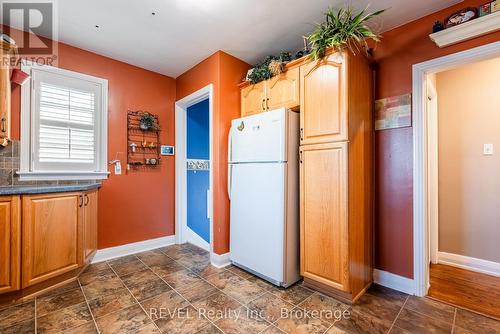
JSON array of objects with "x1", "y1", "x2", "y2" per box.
[{"x1": 445, "y1": 7, "x2": 478, "y2": 28}]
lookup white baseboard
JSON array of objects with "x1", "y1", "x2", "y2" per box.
[
  {"x1": 373, "y1": 269, "x2": 415, "y2": 295},
  {"x1": 210, "y1": 252, "x2": 231, "y2": 268},
  {"x1": 185, "y1": 226, "x2": 210, "y2": 252},
  {"x1": 92, "y1": 235, "x2": 176, "y2": 263},
  {"x1": 438, "y1": 252, "x2": 500, "y2": 277}
]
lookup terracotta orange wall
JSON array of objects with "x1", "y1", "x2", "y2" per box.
[
  {"x1": 7, "y1": 27, "x2": 176, "y2": 249},
  {"x1": 373, "y1": 0, "x2": 500, "y2": 278},
  {"x1": 176, "y1": 51, "x2": 250, "y2": 255}
]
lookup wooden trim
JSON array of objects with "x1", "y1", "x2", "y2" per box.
[
  {"x1": 92, "y1": 235, "x2": 176, "y2": 263},
  {"x1": 0, "y1": 266, "x2": 86, "y2": 307},
  {"x1": 0, "y1": 196, "x2": 21, "y2": 294},
  {"x1": 373, "y1": 269, "x2": 415, "y2": 295},
  {"x1": 437, "y1": 252, "x2": 500, "y2": 277},
  {"x1": 303, "y1": 277, "x2": 370, "y2": 304},
  {"x1": 237, "y1": 48, "x2": 373, "y2": 88}
]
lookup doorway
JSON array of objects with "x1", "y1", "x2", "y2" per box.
[
  {"x1": 175, "y1": 84, "x2": 214, "y2": 253},
  {"x1": 413, "y1": 41, "x2": 500, "y2": 319}
]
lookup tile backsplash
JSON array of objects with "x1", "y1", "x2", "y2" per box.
[{"x1": 0, "y1": 140, "x2": 98, "y2": 187}]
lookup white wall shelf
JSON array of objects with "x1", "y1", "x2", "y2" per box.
[{"x1": 430, "y1": 11, "x2": 500, "y2": 48}]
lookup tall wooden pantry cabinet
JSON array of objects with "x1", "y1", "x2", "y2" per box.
[{"x1": 299, "y1": 51, "x2": 373, "y2": 303}]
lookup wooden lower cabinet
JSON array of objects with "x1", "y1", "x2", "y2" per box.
[
  {"x1": 300, "y1": 143, "x2": 349, "y2": 292},
  {"x1": 82, "y1": 190, "x2": 98, "y2": 265},
  {"x1": 0, "y1": 196, "x2": 20, "y2": 294},
  {"x1": 21, "y1": 192, "x2": 83, "y2": 288},
  {"x1": 300, "y1": 141, "x2": 373, "y2": 303}
]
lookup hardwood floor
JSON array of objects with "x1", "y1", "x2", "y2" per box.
[{"x1": 429, "y1": 263, "x2": 500, "y2": 320}]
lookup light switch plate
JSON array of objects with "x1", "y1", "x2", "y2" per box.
[
  {"x1": 483, "y1": 143, "x2": 494, "y2": 155},
  {"x1": 161, "y1": 145, "x2": 175, "y2": 156}
]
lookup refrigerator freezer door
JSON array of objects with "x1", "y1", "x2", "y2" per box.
[
  {"x1": 230, "y1": 108, "x2": 287, "y2": 163},
  {"x1": 229, "y1": 162, "x2": 285, "y2": 283}
]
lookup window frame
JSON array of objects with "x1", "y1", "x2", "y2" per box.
[{"x1": 19, "y1": 61, "x2": 109, "y2": 181}]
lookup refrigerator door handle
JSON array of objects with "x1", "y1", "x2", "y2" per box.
[{"x1": 228, "y1": 128, "x2": 232, "y2": 200}]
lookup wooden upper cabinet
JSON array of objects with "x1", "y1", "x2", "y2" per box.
[
  {"x1": 267, "y1": 67, "x2": 300, "y2": 111},
  {"x1": 22, "y1": 192, "x2": 83, "y2": 288},
  {"x1": 241, "y1": 81, "x2": 266, "y2": 117},
  {"x1": 0, "y1": 196, "x2": 20, "y2": 294},
  {"x1": 0, "y1": 42, "x2": 16, "y2": 144},
  {"x1": 300, "y1": 142, "x2": 349, "y2": 292},
  {"x1": 300, "y1": 53, "x2": 347, "y2": 145},
  {"x1": 82, "y1": 190, "x2": 98, "y2": 265}
]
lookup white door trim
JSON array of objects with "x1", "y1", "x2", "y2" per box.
[
  {"x1": 412, "y1": 41, "x2": 500, "y2": 297},
  {"x1": 427, "y1": 78, "x2": 439, "y2": 265},
  {"x1": 175, "y1": 84, "x2": 214, "y2": 255}
]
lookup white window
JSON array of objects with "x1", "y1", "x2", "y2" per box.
[{"x1": 19, "y1": 62, "x2": 109, "y2": 181}]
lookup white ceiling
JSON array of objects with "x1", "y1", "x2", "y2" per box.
[{"x1": 5, "y1": 0, "x2": 462, "y2": 77}]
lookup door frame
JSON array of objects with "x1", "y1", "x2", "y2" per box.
[
  {"x1": 175, "y1": 84, "x2": 214, "y2": 253},
  {"x1": 412, "y1": 41, "x2": 500, "y2": 297}
]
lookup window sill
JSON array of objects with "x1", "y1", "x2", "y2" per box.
[{"x1": 16, "y1": 171, "x2": 110, "y2": 181}]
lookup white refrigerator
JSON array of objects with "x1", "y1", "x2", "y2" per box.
[{"x1": 228, "y1": 108, "x2": 300, "y2": 287}]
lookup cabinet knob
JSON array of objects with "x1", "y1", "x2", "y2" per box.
[
  {"x1": 300, "y1": 128, "x2": 304, "y2": 141},
  {"x1": 79, "y1": 195, "x2": 84, "y2": 207},
  {"x1": 1, "y1": 118, "x2": 6, "y2": 133},
  {"x1": 261, "y1": 99, "x2": 265, "y2": 111},
  {"x1": 84, "y1": 194, "x2": 89, "y2": 206}
]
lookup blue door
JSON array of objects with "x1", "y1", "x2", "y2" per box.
[{"x1": 186, "y1": 99, "x2": 210, "y2": 243}]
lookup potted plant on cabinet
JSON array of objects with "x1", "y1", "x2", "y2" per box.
[{"x1": 307, "y1": 6, "x2": 386, "y2": 60}]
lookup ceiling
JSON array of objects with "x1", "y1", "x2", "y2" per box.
[{"x1": 4, "y1": 0, "x2": 462, "y2": 77}]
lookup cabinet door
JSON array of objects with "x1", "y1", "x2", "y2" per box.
[
  {"x1": 241, "y1": 81, "x2": 266, "y2": 117},
  {"x1": 22, "y1": 192, "x2": 82, "y2": 288},
  {"x1": 0, "y1": 196, "x2": 20, "y2": 294},
  {"x1": 300, "y1": 53, "x2": 346, "y2": 145},
  {"x1": 300, "y1": 142, "x2": 349, "y2": 292},
  {"x1": 83, "y1": 190, "x2": 98, "y2": 264},
  {"x1": 267, "y1": 67, "x2": 300, "y2": 110}
]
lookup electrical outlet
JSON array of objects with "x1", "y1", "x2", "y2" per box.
[{"x1": 483, "y1": 143, "x2": 494, "y2": 156}]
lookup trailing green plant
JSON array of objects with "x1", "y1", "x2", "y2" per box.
[
  {"x1": 307, "y1": 6, "x2": 385, "y2": 60},
  {"x1": 247, "y1": 52, "x2": 292, "y2": 84}
]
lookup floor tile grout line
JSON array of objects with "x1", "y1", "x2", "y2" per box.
[
  {"x1": 135, "y1": 251, "x2": 231, "y2": 333},
  {"x1": 77, "y1": 277, "x2": 101, "y2": 334},
  {"x1": 34, "y1": 295, "x2": 37, "y2": 334},
  {"x1": 157, "y1": 244, "x2": 315, "y2": 332},
  {"x1": 156, "y1": 245, "x2": 277, "y2": 332},
  {"x1": 404, "y1": 302, "x2": 457, "y2": 326},
  {"x1": 451, "y1": 308, "x2": 457, "y2": 334},
  {"x1": 387, "y1": 295, "x2": 409, "y2": 333},
  {"x1": 107, "y1": 255, "x2": 166, "y2": 333}
]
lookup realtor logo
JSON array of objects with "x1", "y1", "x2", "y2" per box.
[{"x1": 1, "y1": 0, "x2": 58, "y2": 65}]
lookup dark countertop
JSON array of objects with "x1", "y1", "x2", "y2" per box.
[{"x1": 0, "y1": 183, "x2": 101, "y2": 195}]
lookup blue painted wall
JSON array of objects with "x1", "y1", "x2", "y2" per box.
[{"x1": 186, "y1": 99, "x2": 210, "y2": 243}]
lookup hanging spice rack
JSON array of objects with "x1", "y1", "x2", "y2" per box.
[{"x1": 127, "y1": 111, "x2": 161, "y2": 170}]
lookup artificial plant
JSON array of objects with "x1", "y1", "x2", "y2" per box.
[
  {"x1": 307, "y1": 6, "x2": 385, "y2": 59},
  {"x1": 247, "y1": 52, "x2": 292, "y2": 84}
]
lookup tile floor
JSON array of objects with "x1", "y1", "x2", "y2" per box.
[{"x1": 1, "y1": 243, "x2": 499, "y2": 334}]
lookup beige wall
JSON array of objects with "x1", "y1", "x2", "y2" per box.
[{"x1": 436, "y1": 57, "x2": 500, "y2": 263}]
